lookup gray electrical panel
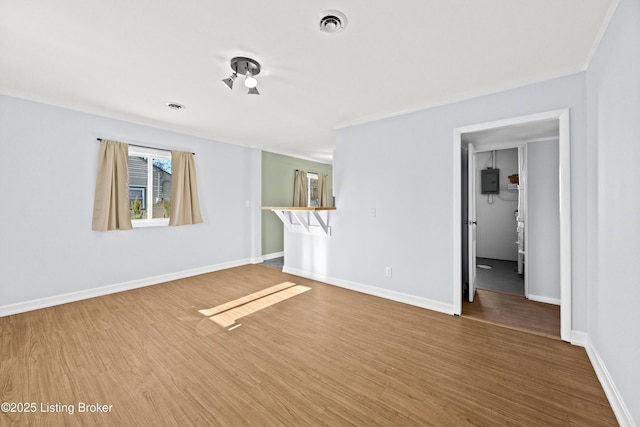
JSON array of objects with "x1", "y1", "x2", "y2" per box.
[{"x1": 481, "y1": 168, "x2": 500, "y2": 194}]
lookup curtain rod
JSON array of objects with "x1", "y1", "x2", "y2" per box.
[{"x1": 96, "y1": 138, "x2": 195, "y2": 155}]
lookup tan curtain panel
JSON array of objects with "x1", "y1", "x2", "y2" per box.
[
  {"x1": 169, "y1": 151, "x2": 203, "y2": 226},
  {"x1": 92, "y1": 140, "x2": 133, "y2": 231},
  {"x1": 293, "y1": 170, "x2": 308, "y2": 207},
  {"x1": 318, "y1": 173, "x2": 328, "y2": 207}
]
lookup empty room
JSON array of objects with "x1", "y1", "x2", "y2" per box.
[{"x1": 1, "y1": 1, "x2": 638, "y2": 425}]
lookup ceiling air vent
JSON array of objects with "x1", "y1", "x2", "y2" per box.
[
  {"x1": 166, "y1": 102, "x2": 185, "y2": 110},
  {"x1": 319, "y1": 10, "x2": 347, "y2": 33}
]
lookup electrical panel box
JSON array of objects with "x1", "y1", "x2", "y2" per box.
[{"x1": 481, "y1": 168, "x2": 500, "y2": 194}]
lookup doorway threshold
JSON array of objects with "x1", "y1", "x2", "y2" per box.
[{"x1": 462, "y1": 289, "x2": 560, "y2": 340}]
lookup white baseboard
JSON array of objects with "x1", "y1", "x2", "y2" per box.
[
  {"x1": 570, "y1": 330, "x2": 588, "y2": 347},
  {"x1": 283, "y1": 266, "x2": 455, "y2": 315},
  {"x1": 262, "y1": 251, "x2": 284, "y2": 261},
  {"x1": 527, "y1": 294, "x2": 561, "y2": 305},
  {"x1": 585, "y1": 336, "x2": 635, "y2": 427},
  {"x1": 0, "y1": 258, "x2": 252, "y2": 318}
]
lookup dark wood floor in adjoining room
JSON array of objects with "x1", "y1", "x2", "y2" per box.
[
  {"x1": 0, "y1": 265, "x2": 615, "y2": 426},
  {"x1": 463, "y1": 288, "x2": 561, "y2": 339}
]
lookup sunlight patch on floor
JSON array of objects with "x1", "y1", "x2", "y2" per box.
[
  {"x1": 198, "y1": 282, "x2": 296, "y2": 317},
  {"x1": 198, "y1": 282, "x2": 311, "y2": 329}
]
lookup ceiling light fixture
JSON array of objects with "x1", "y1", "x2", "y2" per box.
[
  {"x1": 222, "y1": 57, "x2": 261, "y2": 95},
  {"x1": 319, "y1": 10, "x2": 347, "y2": 33}
]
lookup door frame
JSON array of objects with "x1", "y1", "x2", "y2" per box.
[
  {"x1": 452, "y1": 109, "x2": 572, "y2": 342},
  {"x1": 467, "y1": 143, "x2": 477, "y2": 302}
]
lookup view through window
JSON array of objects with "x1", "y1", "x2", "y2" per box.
[
  {"x1": 128, "y1": 147, "x2": 171, "y2": 225},
  {"x1": 307, "y1": 172, "x2": 319, "y2": 207}
]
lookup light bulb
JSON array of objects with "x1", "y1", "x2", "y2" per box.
[{"x1": 244, "y1": 71, "x2": 258, "y2": 88}]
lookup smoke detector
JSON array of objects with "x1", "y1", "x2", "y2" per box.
[{"x1": 319, "y1": 10, "x2": 347, "y2": 33}]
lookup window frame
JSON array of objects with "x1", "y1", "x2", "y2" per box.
[
  {"x1": 128, "y1": 146, "x2": 171, "y2": 228},
  {"x1": 129, "y1": 187, "x2": 147, "y2": 210}
]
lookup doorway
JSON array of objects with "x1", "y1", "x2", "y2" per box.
[
  {"x1": 465, "y1": 142, "x2": 561, "y2": 338},
  {"x1": 452, "y1": 110, "x2": 572, "y2": 341},
  {"x1": 473, "y1": 147, "x2": 523, "y2": 296}
]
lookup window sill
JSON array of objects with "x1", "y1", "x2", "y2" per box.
[{"x1": 132, "y1": 218, "x2": 170, "y2": 228}]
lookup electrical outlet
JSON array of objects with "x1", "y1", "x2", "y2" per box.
[
  {"x1": 385, "y1": 267, "x2": 392, "y2": 277},
  {"x1": 370, "y1": 208, "x2": 376, "y2": 217}
]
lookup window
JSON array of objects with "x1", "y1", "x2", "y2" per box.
[
  {"x1": 307, "y1": 172, "x2": 319, "y2": 207},
  {"x1": 129, "y1": 187, "x2": 146, "y2": 210},
  {"x1": 128, "y1": 147, "x2": 172, "y2": 227}
]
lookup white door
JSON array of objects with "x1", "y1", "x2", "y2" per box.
[{"x1": 468, "y1": 143, "x2": 477, "y2": 302}]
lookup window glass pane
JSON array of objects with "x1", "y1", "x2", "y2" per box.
[
  {"x1": 128, "y1": 156, "x2": 148, "y2": 219},
  {"x1": 151, "y1": 158, "x2": 172, "y2": 219},
  {"x1": 127, "y1": 152, "x2": 171, "y2": 222},
  {"x1": 308, "y1": 174, "x2": 319, "y2": 207}
]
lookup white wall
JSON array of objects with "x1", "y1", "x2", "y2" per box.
[
  {"x1": 475, "y1": 148, "x2": 519, "y2": 261},
  {"x1": 527, "y1": 140, "x2": 560, "y2": 302},
  {"x1": 586, "y1": 0, "x2": 640, "y2": 424},
  {"x1": 284, "y1": 72, "x2": 588, "y2": 327},
  {"x1": 0, "y1": 95, "x2": 262, "y2": 313}
]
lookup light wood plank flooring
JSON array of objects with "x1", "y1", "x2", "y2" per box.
[{"x1": 0, "y1": 265, "x2": 615, "y2": 426}]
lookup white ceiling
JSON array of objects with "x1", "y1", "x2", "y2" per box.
[{"x1": 0, "y1": 1, "x2": 614, "y2": 163}]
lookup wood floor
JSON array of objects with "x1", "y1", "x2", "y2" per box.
[
  {"x1": 463, "y1": 289, "x2": 561, "y2": 339},
  {"x1": 0, "y1": 265, "x2": 616, "y2": 426}
]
